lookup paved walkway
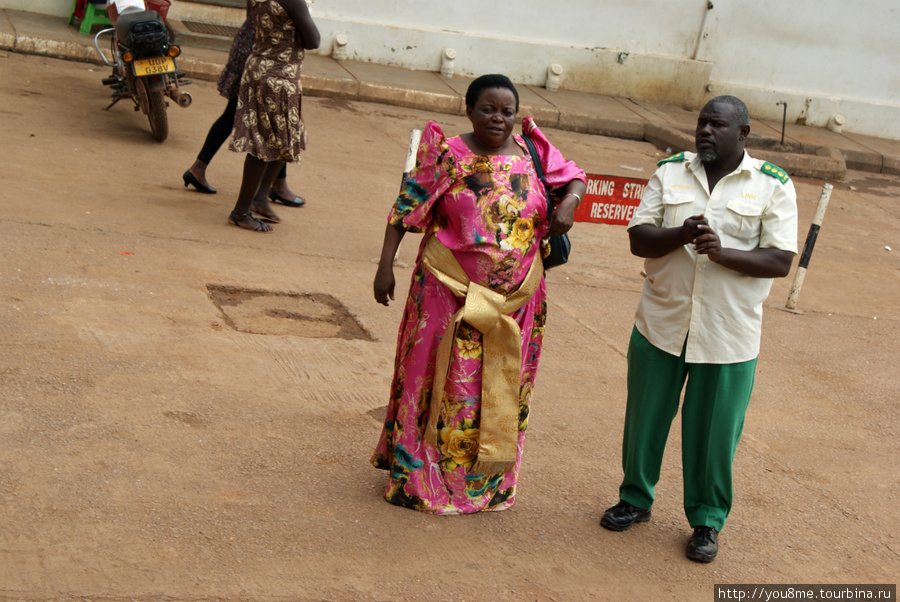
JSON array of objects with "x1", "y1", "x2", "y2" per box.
[{"x1": 3, "y1": 8, "x2": 899, "y2": 180}]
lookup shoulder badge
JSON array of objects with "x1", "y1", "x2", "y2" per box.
[
  {"x1": 656, "y1": 151, "x2": 686, "y2": 167},
  {"x1": 759, "y1": 161, "x2": 790, "y2": 184}
]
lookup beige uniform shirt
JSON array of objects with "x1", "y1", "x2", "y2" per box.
[{"x1": 628, "y1": 151, "x2": 798, "y2": 364}]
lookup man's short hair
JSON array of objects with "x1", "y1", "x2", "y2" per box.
[{"x1": 708, "y1": 95, "x2": 750, "y2": 126}]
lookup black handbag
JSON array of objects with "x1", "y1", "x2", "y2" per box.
[{"x1": 522, "y1": 133, "x2": 571, "y2": 270}]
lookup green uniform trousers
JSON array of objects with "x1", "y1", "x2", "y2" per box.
[{"x1": 619, "y1": 326, "x2": 757, "y2": 531}]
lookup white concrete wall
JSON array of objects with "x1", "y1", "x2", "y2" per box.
[
  {"x1": 311, "y1": 0, "x2": 900, "y2": 138},
  {"x1": 313, "y1": 0, "x2": 714, "y2": 106},
  {"x1": 696, "y1": 0, "x2": 900, "y2": 138},
  {"x1": 4, "y1": 0, "x2": 899, "y2": 138},
  {"x1": 319, "y1": 0, "x2": 706, "y2": 58}
]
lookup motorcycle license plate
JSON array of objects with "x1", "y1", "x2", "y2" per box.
[{"x1": 133, "y1": 56, "x2": 176, "y2": 76}]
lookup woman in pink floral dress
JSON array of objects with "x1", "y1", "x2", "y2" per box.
[{"x1": 372, "y1": 74, "x2": 587, "y2": 515}]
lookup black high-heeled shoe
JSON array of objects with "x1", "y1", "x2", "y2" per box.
[{"x1": 183, "y1": 170, "x2": 216, "y2": 194}]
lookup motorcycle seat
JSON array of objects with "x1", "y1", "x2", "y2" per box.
[
  {"x1": 115, "y1": 9, "x2": 168, "y2": 54},
  {"x1": 116, "y1": 10, "x2": 166, "y2": 40}
]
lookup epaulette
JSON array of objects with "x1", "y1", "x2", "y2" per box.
[
  {"x1": 759, "y1": 161, "x2": 790, "y2": 184},
  {"x1": 656, "y1": 151, "x2": 686, "y2": 167}
]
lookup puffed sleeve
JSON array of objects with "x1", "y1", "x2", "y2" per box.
[
  {"x1": 520, "y1": 117, "x2": 586, "y2": 193},
  {"x1": 387, "y1": 121, "x2": 456, "y2": 233}
]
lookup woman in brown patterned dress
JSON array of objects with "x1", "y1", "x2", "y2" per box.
[{"x1": 227, "y1": 0, "x2": 319, "y2": 232}]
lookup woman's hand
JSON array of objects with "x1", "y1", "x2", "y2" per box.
[
  {"x1": 373, "y1": 264, "x2": 396, "y2": 306},
  {"x1": 547, "y1": 180, "x2": 586, "y2": 236},
  {"x1": 548, "y1": 194, "x2": 578, "y2": 236},
  {"x1": 374, "y1": 223, "x2": 406, "y2": 306}
]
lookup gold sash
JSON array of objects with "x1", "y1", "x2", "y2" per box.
[{"x1": 421, "y1": 236, "x2": 544, "y2": 475}]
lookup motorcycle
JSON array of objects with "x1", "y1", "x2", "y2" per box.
[{"x1": 92, "y1": 0, "x2": 192, "y2": 141}]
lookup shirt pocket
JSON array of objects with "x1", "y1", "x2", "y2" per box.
[
  {"x1": 722, "y1": 197, "x2": 764, "y2": 241},
  {"x1": 661, "y1": 192, "x2": 695, "y2": 228}
]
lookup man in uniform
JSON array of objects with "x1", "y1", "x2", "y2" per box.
[{"x1": 599, "y1": 96, "x2": 798, "y2": 562}]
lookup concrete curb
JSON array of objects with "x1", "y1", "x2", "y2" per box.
[
  {"x1": 357, "y1": 80, "x2": 461, "y2": 115},
  {"x1": 4, "y1": 33, "x2": 100, "y2": 63},
  {"x1": 178, "y1": 57, "x2": 224, "y2": 82},
  {"x1": 643, "y1": 123, "x2": 694, "y2": 155},
  {"x1": 756, "y1": 147, "x2": 847, "y2": 181}
]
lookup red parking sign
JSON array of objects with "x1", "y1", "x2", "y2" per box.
[{"x1": 574, "y1": 174, "x2": 649, "y2": 226}]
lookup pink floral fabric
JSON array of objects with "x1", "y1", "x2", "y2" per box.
[{"x1": 370, "y1": 119, "x2": 585, "y2": 514}]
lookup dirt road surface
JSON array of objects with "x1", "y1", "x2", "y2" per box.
[{"x1": 1, "y1": 52, "x2": 898, "y2": 600}]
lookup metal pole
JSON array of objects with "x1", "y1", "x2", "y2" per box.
[
  {"x1": 776, "y1": 101, "x2": 787, "y2": 146},
  {"x1": 784, "y1": 183, "x2": 833, "y2": 313}
]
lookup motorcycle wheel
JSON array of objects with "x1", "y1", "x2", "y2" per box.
[{"x1": 147, "y1": 91, "x2": 168, "y2": 142}]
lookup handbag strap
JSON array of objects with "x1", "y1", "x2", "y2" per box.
[{"x1": 521, "y1": 133, "x2": 555, "y2": 215}]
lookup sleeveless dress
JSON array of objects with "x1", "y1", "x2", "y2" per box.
[{"x1": 229, "y1": 0, "x2": 306, "y2": 162}]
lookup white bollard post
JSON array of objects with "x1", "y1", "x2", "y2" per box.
[
  {"x1": 393, "y1": 128, "x2": 422, "y2": 266},
  {"x1": 332, "y1": 34, "x2": 348, "y2": 60},
  {"x1": 545, "y1": 63, "x2": 563, "y2": 92},
  {"x1": 440, "y1": 48, "x2": 457, "y2": 78},
  {"x1": 784, "y1": 183, "x2": 833, "y2": 313},
  {"x1": 402, "y1": 128, "x2": 422, "y2": 180}
]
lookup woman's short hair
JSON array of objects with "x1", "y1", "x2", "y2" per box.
[{"x1": 465, "y1": 74, "x2": 519, "y2": 112}]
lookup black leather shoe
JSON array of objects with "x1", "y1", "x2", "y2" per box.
[
  {"x1": 600, "y1": 499, "x2": 651, "y2": 531},
  {"x1": 268, "y1": 189, "x2": 305, "y2": 207},
  {"x1": 686, "y1": 526, "x2": 718, "y2": 562},
  {"x1": 183, "y1": 170, "x2": 216, "y2": 194}
]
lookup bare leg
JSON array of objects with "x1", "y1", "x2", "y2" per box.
[
  {"x1": 272, "y1": 177, "x2": 295, "y2": 198},
  {"x1": 269, "y1": 162, "x2": 305, "y2": 207},
  {"x1": 228, "y1": 155, "x2": 273, "y2": 232},
  {"x1": 250, "y1": 161, "x2": 284, "y2": 223}
]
